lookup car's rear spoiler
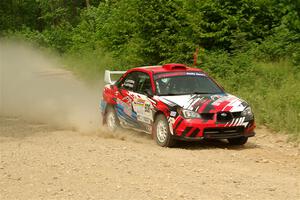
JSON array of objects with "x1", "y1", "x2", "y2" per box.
[{"x1": 104, "y1": 70, "x2": 126, "y2": 84}]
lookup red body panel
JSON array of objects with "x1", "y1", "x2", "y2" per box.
[{"x1": 101, "y1": 64, "x2": 255, "y2": 141}]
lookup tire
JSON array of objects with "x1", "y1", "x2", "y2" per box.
[
  {"x1": 105, "y1": 106, "x2": 120, "y2": 132},
  {"x1": 154, "y1": 114, "x2": 176, "y2": 147},
  {"x1": 227, "y1": 137, "x2": 248, "y2": 145}
]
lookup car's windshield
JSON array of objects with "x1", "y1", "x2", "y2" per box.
[{"x1": 154, "y1": 72, "x2": 224, "y2": 96}]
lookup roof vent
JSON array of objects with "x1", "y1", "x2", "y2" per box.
[{"x1": 162, "y1": 63, "x2": 187, "y2": 70}]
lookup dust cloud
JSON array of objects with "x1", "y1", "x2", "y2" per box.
[{"x1": 0, "y1": 40, "x2": 102, "y2": 132}]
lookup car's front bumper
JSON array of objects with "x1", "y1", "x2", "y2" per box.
[{"x1": 171, "y1": 117, "x2": 255, "y2": 141}]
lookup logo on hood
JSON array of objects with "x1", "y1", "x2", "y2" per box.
[{"x1": 220, "y1": 112, "x2": 228, "y2": 117}]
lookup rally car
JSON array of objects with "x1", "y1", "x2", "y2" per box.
[{"x1": 100, "y1": 63, "x2": 255, "y2": 147}]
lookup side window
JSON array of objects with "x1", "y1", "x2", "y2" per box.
[
  {"x1": 118, "y1": 72, "x2": 137, "y2": 91},
  {"x1": 135, "y1": 72, "x2": 152, "y2": 95}
]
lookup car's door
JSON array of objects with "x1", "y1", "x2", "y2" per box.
[
  {"x1": 115, "y1": 71, "x2": 139, "y2": 128},
  {"x1": 115, "y1": 71, "x2": 154, "y2": 132},
  {"x1": 131, "y1": 72, "x2": 154, "y2": 132}
]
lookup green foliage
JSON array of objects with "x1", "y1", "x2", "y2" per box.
[
  {"x1": 235, "y1": 62, "x2": 300, "y2": 138},
  {"x1": 253, "y1": 27, "x2": 300, "y2": 63},
  {"x1": 3, "y1": 0, "x2": 299, "y2": 66},
  {"x1": 63, "y1": 48, "x2": 115, "y2": 81},
  {"x1": 0, "y1": 0, "x2": 40, "y2": 32}
]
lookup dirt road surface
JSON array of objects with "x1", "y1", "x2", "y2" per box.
[{"x1": 0, "y1": 117, "x2": 299, "y2": 200}]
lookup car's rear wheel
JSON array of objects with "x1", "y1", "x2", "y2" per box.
[
  {"x1": 105, "y1": 106, "x2": 119, "y2": 132},
  {"x1": 154, "y1": 114, "x2": 176, "y2": 147},
  {"x1": 227, "y1": 137, "x2": 248, "y2": 145}
]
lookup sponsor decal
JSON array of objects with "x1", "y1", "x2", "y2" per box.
[
  {"x1": 221, "y1": 112, "x2": 228, "y2": 117},
  {"x1": 144, "y1": 103, "x2": 151, "y2": 113},
  {"x1": 155, "y1": 72, "x2": 186, "y2": 79},
  {"x1": 132, "y1": 95, "x2": 153, "y2": 124},
  {"x1": 137, "y1": 115, "x2": 151, "y2": 124},
  {"x1": 170, "y1": 111, "x2": 177, "y2": 117},
  {"x1": 123, "y1": 79, "x2": 135, "y2": 89},
  {"x1": 117, "y1": 96, "x2": 133, "y2": 116},
  {"x1": 155, "y1": 72, "x2": 206, "y2": 79},
  {"x1": 134, "y1": 98, "x2": 145, "y2": 105},
  {"x1": 186, "y1": 72, "x2": 206, "y2": 76}
]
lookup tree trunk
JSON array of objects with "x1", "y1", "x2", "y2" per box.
[{"x1": 85, "y1": 0, "x2": 90, "y2": 8}]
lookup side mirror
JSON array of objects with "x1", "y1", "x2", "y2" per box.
[{"x1": 144, "y1": 89, "x2": 153, "y2": 97}]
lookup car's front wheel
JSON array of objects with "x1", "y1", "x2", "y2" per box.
[
  {"x1": 154, "y1": 114, "x2": 176, "y2": 147},
  {"x1": 105, "y1": 106, "x2": 119, "y2": 132},
  {"x1": 227, "y1": 137, "x2": 248, "y2": 145}
]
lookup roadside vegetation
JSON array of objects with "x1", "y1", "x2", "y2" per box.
[{"x1": 1, "y1": 0, "x2": 299, "y2": 139}]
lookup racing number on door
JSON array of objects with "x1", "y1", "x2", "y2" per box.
[
  {"x1": 116, "y1": 71, "x2": 154, "y2": 128},
  {"x1": 144, "y1": 103, "x2": 151, "y2": 113}
]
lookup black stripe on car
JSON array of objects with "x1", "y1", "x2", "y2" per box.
[
  {"x1": 174, "y1": 118, "x2": 183, "y2": 131},
  {"x1": 190, "y1": 128, "x2": 200, "y2": 137},
  {"x1": 181, "y1": 127, "x2": 192, "y2": 137}
]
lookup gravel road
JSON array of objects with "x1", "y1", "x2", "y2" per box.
[{"x1": 0, "y1": 117, "x2": 299, "y2": 200}]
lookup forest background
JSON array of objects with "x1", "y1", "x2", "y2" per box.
[{"x1": 1, "y1": 0, "x2": 299, "y2": 139}]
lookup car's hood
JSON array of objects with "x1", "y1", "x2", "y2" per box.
[{"x1": 156, "y1": 93, "x2": 248, "y2": 113}]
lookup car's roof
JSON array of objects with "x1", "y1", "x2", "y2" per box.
[{"x1": 129, "y1": 63, "x2": 203, "y2": 74}]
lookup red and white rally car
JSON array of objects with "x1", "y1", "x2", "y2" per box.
[{"x1": 100, "y1": 63, "x2": 255, "y2": 147}]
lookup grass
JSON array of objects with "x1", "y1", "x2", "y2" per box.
[
  {"x1": 62, "y1": 49, "x2": 115, "y2": 83},
  {"x1": 218, "y1": 61, "x2": 300, "y2": 140}
]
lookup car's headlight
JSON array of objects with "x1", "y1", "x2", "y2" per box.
[
  {"x1": 241, "y1": 107, "x2": 254, "y2": 119},
  {"x1": 181, "y1": 109, "x2": 201, "y2": 119}
]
